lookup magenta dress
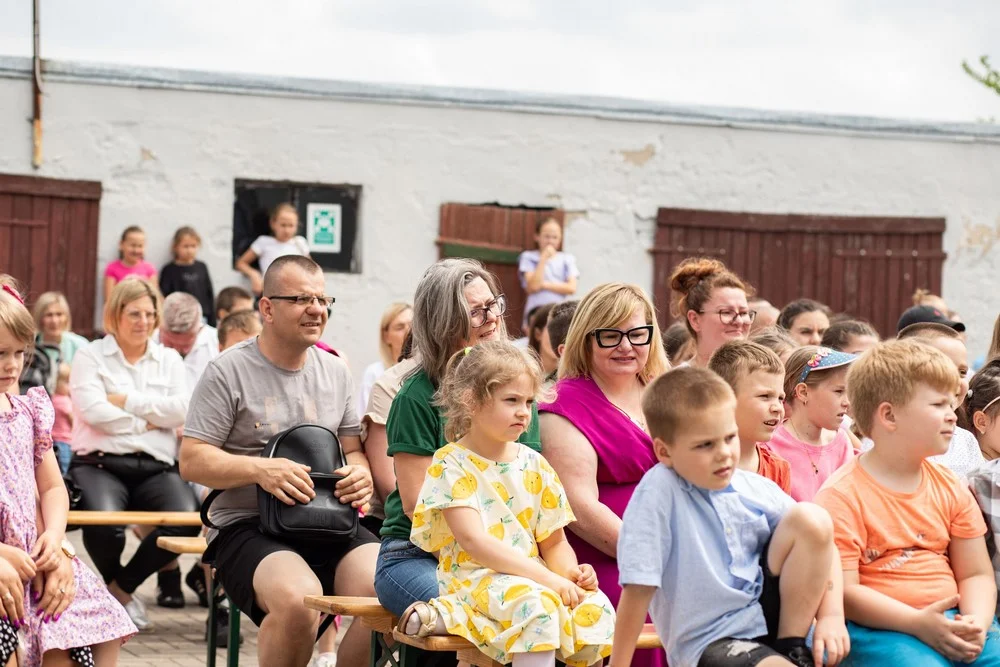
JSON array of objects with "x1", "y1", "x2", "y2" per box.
[
  {"x1": 1, "y1": 389, "x2": 135, "y2": 666},
  {"x1": 540, "y1": 376, "x2": 667, "y2": 667}
]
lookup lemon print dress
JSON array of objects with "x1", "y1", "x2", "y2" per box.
[{"x1": 411, "y1": 442, "x2": 615, "y2": 666}]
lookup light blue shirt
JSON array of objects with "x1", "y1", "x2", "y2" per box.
[{"x1": 618, "y1": 464, "x2": 795, "y2": 667}]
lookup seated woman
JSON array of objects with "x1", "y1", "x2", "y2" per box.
[
  {"x1": 67, "y1": 279, "x2": 198, "y2": 632},
  {"x1": 374, "y1": 258, "x2": 542, "y2": 618},
  {"x1": 539, "y1": 282, "x2": 669, "y2": 667}
]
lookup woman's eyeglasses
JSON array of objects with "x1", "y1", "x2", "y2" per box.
[
  {"x1": 470, "y1": 295, "x2": 506, "y2": 328},
  {"x1": 698, "y1": 309, "x2": 757, "y2": 325},
  {"x1": 590, "y1": 325, "x2": 654, "y2": 349}
]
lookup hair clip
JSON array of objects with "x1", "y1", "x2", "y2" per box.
[
  {"x1": 463, "y1": 346, "x2": 472, "y2": 356},
  {"x1": 1, "y1": 284, "x2": 24, "y2": 306},
  {"x1": 968, "y1": 388, "x2": 974, "y2": 399}
]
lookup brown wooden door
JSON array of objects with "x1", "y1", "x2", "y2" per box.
[
  {"x1": 438, "y1": 204, "x2": 564, "y2": 335},
  {"x1": 652, "y1": 208, "x2": 946, "y2": 337},
  {"x1": 0, "y1": 174, "x2": 102, "y2": 336}
]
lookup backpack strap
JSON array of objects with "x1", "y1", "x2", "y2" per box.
[{"x1": 199, "y1": 489, "x2": 224, "y2": 530}]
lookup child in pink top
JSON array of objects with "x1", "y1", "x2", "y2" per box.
[
  {"x1": 103, "y1": 226, "x2": 158, "y2": 303},
  {"x1": 769, "y1": 346, "x2": 857, "y2": 501},
  {"x1": 50, "y1": 363, "x2": 74, "y2": 475}
]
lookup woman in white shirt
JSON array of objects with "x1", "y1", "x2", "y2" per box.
[
  {"x1": 67, "y1": 278, "x2": 197, "y2": 631},
  {"x1": 358, "y1": 302, "x2": 413, "y2": 416}
]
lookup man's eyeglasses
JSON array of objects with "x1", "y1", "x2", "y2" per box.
[
  {"x1": 698, "y1": 309, "x2": 757, "y2": 325},
  {"x1": 470, "y1": 295, "x2": 506, "y2": 328},
  {"x1": 590, "y1": 325, "x2": 654, "y2": 349},
  {"x1": 267, "y1": 295, "x2": 336, "y2": 308}
]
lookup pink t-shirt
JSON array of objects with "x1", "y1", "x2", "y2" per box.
[
  {"x1": 768, "y1": 423, "x2": 854, "y2": 501},
  {"x1": 104, "y1": 259, "x2": 157, "y2": 282},
  {"x1": 50, "y1": 393, "x2": 73, "y2": 443}
]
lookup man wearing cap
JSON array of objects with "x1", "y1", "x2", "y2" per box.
[
  {"x1": 896, "y1": 304, "x2": 966, "y2": 335},
  {"x1": 154, "y1": 292, "x2": 220, "y2": 389}
]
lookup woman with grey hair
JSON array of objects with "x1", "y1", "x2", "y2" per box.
[{"x1": 373, "y1": 258, "x2": 543, "y2": 617}]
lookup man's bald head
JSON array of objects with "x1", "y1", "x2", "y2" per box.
[{"x1": 262, "y1": 255, "x2": 323, "y2": 296}]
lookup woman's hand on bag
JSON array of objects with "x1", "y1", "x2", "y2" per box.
[
  {"x1": 334, "y1": 465, "x2": 374, "y2": 509},
  {"x1": 35, "y1": 556, "x2": 76, "y2": 621},
  {"x1": 0, "y1": 557, "x2": 25, "y2": 624}
]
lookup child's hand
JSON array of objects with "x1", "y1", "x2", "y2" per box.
[
  {"x1": 540, "y1": 245, "x2": 557, "y2": 261},
  {"x1": 31, "y1": 531, "x2": 62, "y2": 573},
  {"x1": 545, "y1": 573, "x2": 585, "y2": 609},
  {"x1": 812, "y1": 614, "x2": 850, "y2": 666},
  {"x1": 0, "y1": 544, "x2": 36, "y2": 582},
  {"x1": 953, "y1": 614, "x2": 987, "y2": 651},
  {"x1": 571, "y1": 563, "x2": 598, "y2": 591},
  {"x1": 914, "y1": 595, "x2": 982, "y2": 662}
]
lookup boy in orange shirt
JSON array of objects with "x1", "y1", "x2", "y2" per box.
[
  {"x1": 710, "y1": 339, "x2": 793, "y2": 494},
  {"x1": 814, "y1": 340, "x2": 999, "y2": 665}
]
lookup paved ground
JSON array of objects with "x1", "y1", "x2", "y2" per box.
[{"x1": 68, "y1": 530, "x2": 346, "y2": 667}]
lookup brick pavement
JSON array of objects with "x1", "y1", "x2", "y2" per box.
[{"x1": 68, "y1": 530, "x2": 346, "y2": 667}]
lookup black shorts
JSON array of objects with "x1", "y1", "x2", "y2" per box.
[
  {"x1": 205, "y1": 520, "x2": 379, "y2": 626},
  {"x1": 698, "y1": 540, "x2": 782, "y2": 667}
]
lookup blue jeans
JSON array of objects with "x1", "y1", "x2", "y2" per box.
[
  {"x1": 373, "y1": 537, "x2": 439, "y2": 617},
  {"x1": 846, "y1": 611, "x2": 1000, "y2": 666},
  {"x1": 53, "y1": 441, "x2": 72, "y2": 476}
]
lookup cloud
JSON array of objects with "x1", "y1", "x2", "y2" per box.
[{"x1": 0, "y1": 0, "x2": 996, "y2": 122}]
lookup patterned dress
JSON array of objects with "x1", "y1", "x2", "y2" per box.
[
  {"x1": 0, "y1": 388, "x2": 136, "y2": 666},
  {"x1": 411, "y1": 442, "x2": 615, "y2": 666}
]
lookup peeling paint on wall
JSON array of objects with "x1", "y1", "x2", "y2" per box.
[{"x1": 619, "y1": 143, "x2": 656, "y2": 166}]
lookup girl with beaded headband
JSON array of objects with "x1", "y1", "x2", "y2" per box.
[
  {"x1": 767, "y1": 345, "x2": 858, "y2": 501},
  {"x1": 0, "y1": 275, "x2": 136, "y2": 666}
]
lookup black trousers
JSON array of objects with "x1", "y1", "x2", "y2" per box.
[{"x1": 68, "y1": 453, "x2": 200, "y2": 594}]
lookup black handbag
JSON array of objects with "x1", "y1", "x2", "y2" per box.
[{"x1": 201, "y1": 424, "x2": 359, "y2": 543}]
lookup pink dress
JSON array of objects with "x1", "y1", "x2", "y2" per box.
[
  {"x1": 0, "y1": 389, "x2": 135, "y2": 665},
  {"x1": 103, "y1": 259, "x2": 156, "y2": 283},
  {"x1": 540, "y1": 376, "x2": 667, "y2": 667},
  {"x1": 768, "y1": 424, "x2": 854, "y2": 501}
]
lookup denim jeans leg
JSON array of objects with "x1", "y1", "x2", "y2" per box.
[{"x1": 374, "y1": 537, "x2": 440, "y2": 617}]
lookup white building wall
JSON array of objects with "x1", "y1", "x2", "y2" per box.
[{"x1": 1, "y1": 61, "x2": 1000, "y2": 387}]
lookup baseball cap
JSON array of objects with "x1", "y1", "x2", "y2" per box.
[{"x1": 896, "y1": 305, "x2": 965, "y2": 334}]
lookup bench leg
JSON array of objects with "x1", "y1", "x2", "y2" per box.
[
  {"x1": 226, "y1": 594, "x2": 241, "y2": 667},
  {"x1": 370, "y1": 630, "x2": 402, "y2": 667},
  {"x1": 206, "y1": 575, "x2": 218, "y2": 667}
]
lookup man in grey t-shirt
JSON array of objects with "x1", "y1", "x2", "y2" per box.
[{"x1": 180, "y1": 256, "x2": 378, "y2": 667}]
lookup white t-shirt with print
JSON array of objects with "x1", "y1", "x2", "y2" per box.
[{"x1": 250, "y1": 235, "x2": 310, "y2": 275}]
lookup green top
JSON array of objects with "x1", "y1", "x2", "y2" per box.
[{"x1": 380, "y1": 368, "x2": 542, "y2": 541}]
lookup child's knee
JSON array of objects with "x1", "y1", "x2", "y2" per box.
[{"x1": 785, "y1": 502, "x2": 833, "y2": 544}]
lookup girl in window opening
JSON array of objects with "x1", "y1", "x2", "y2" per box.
[{"x1": 235, "y1": 203, "x2": 311, "y2": 296}]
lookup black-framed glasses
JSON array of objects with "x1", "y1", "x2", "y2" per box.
[
  {"x1": 697, "y1": 309, "x2": 757, "y2": 325},
  {"x1": 590, "y1": 325, "x2": 654, "y2": 349},
  {"x1": 470, "y1": 294, "x2": 506, "y2": 328},
  {"x1": 267, "y1": 295, "x2": 336, "y2": 308}
]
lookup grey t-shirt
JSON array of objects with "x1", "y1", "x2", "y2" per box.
[{"x1": 184, "y1": 338, "x2": 360, "y2": 534}]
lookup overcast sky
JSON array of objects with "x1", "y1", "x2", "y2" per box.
[{"x1": 1, "y1": 0, "x2": 998, "y2": 123}]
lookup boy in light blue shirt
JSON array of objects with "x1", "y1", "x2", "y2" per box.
[{"x1": 610, "y1": 366, "x2": 849, "y2": 667}]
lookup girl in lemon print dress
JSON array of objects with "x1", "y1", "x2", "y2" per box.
[{"x1": 396, "y1": 341, "x2": 615, "y2": 667}]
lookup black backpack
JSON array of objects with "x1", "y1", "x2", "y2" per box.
[
  {"x1": 20, "y1": 343, "x2": 60, "y2": 395},
  {"x1": 202, "y1": 424, "x2": 358, "y2": 543}
]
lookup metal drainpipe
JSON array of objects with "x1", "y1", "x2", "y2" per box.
[{"x1": 32, "y1": 0, "x2": 43, "y2": 169}]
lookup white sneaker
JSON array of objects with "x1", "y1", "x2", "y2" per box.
[
  {"x1": 308, "y1": 652, "x2": 337, "y2": 667},
  {"x1": 124, "y1": 596, "x2": 152, "y2": 631}
]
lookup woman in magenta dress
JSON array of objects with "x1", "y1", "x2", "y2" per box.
[
  {"x1": 539, "y1": 282, "x2": 670, "y2": 667},
  {"x1": 0, "y1": 278, "x2": 135, "y2": 666}
]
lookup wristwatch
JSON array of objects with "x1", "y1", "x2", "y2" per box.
[{"x1": 60, "y1": 539, "x2": 77, "y2": 560}]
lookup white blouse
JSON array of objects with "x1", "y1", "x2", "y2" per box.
[{"x1": 70, "y1": 335, "x2": 189, "y2": 464}]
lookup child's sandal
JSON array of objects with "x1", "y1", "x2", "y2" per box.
[{"x1": 396, "y1": 601, "x2": 439, "y2": 638}]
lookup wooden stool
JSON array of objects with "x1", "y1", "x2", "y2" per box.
[
  {"x1": 304, "y1": 596, "x2": 401, "y2": 667},
  {"x1": 157, "y1": 536, "x2": 240, "y2": 667}
]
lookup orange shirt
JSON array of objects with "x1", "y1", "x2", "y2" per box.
[
  {"x1": 757, "y1": 443, "x2": 792, "y2": 495},
  {"x1": 814, "y1": 458, "x2": 986, "y2": 609}
]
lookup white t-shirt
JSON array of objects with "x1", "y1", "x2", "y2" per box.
[
  {"x1": 358, "y1": 360, "x2": 386, "y2": 417},
  {"x1": 860, "y1": 426, "x2": 985, "y2": 478},
  {"x1": 250, "y1": 235, "x2": 310, "y2": 275}
]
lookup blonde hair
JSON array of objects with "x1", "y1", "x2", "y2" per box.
[
  {"x1": 669, "y1": 257, "x2": 753, "y2": 338},
  {"x1": 990, "y1": 314, "x2": 1000, "y2": 363},
  {"x1": 218, "y1": 310, "x2": 261, "y2": 348},
  {"x1": 750, "y1": 326, "x2": 797, "y2": 360},
  {"x1": 783, "y1": 345, "x2": 850, "y2": 404},
  {"x1": 642, "y1": 366, "x2": 735, "y2": 444},
  {"x1": 0, "y1": 275, "x2": 36, "y2": 346},
  {"x1": 103, "y1": 278, "x2": 163, "y2": 338},
  {"x1": 32, "y1": 291, "x2": 72, "y2": 333},
  {"x1": 709, "y1": 339, "x2": 784, "y2": 393},
  {"x1": 270, "y1": 203, "x2": 297, "y2": 223},
  {"x1": 379, "y1": 302, "x2": 412, "y2": 368},
  {"x1": 848, "y1": 339, "x2": 960, "y2": 437},
  {"x1": 559, "y1": 283, "x2": 669, "y2": 384},
  {"x1": 913, "y1": 288, "x2": 947, "y2": 311},
  {"x1": 435, "y1": 340, "x2": 545, "y2": 441}
]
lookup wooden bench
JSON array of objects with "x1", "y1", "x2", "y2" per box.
[
  {"x1": 158, "y1": 536, "x2": 240, "y2": 667},
  {"x1": 67, "y1": 510, "x2": 202, "y2": 526},
  {"x1": 303, "y1": 595, "x2": 663, "y2": 667}
]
